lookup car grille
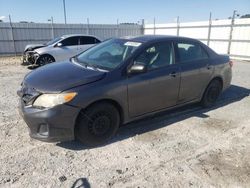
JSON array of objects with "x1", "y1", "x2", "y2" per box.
[{"x1": 17, "y1": 83, "x2": 40, "y2": 106}]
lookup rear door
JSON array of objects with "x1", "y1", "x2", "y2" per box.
[
  {"x1": 175, "y1": 41, "x2": 213, "y2": 103},
  {"x1": 79, "y1": 36, "x2": 100, "y2": 53},
  {"x1": 53, "y1": 36, "x2": 80, "y2": 61},
  {"x1": 127, "y1": 41, "x2": 181, "y2": 117}
]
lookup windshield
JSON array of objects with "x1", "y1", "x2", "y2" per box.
[
  {"x1": 75, "y1": 39, "x2": 142, "y2": 71},
  {"x1": 46, "y1": 37, "x2": 63, "y2": 46}
]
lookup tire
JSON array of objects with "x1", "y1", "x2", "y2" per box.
[
  {"x1": 201, "y1": 79, "x2": 222, "y2": 108},
  {"x1": 36, "y1": 55, "x2": 55, "y2": 66},
  {"x1": 75, "y1": 102, "x2": 120, "y2": 147}
]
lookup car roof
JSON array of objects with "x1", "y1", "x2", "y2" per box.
[
  {"x1": 61, "y1": 34, "x2": 100, "y2": 39},
  {"x1": 121, "y1": 35, "x2": 198, "y2": 43}
]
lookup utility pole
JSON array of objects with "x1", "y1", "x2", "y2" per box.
[
  {"x1": 48, "y1": 16, "x2": 54, "y2": 39},
  {"x1": 63, "y1": 0, "x2": 67, "y2": 24}
]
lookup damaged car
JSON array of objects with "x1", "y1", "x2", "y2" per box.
[{"x1": 22, "y1": 34, "x2": 101, "y2": 66}]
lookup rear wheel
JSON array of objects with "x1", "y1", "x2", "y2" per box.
[
  {"x1": 37, "y1": 55, "x2": 55, "y2": 66},
  {"x1": 75, "y1": 102, "x2": 120, "y2": 147},
  {"x1": 201, "y1": 79, "x2": 222, "y2": 108}
]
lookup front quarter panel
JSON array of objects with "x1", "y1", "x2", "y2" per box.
[
  {"x1": 34, "y1": 46, "x2": 53, "y2": 56},
  {"x1": 66, "y1": 73, "x2": 129, "y2": 123}
]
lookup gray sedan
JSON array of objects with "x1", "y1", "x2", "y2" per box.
[{"x1": 18, "y1": 35, "x2": 232, "y2": 146}]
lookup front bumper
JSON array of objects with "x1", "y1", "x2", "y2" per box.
[
  {"x1": 19, "y1": 100, "x2": 80, "y2": 142},
  {"x1": 22, "y1": 51, "x2": 40, "y2": 64}
]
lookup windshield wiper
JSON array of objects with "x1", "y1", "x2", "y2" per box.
[
  {"x1": 80, "y1": 61, "x2": 89, "y2": 68},
  {"x1": 71, "y1": 57, "x2": 108, "y2": 72},
  {"x1": 79, "y1": 60, "x2": 98, "y2": 70}
]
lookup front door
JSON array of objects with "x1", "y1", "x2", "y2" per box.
[
  {"x1": 127, "y1": 42, "x2": 181, "y2": 117},
  {"x1": 53, "y1": 36, "x2": 80, "y2": 61}
]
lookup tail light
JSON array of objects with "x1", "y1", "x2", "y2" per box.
[{"x1": 229, "y1": 60, "x2": 233, "y2": 68}]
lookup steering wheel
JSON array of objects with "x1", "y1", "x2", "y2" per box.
[{"x1": 99, "y1": 52, "x2": 112, "y2": 58}]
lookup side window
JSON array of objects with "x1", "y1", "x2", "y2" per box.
[
  {"x1": 94, "y1": 38, "x2": 101, "y2": 44},
  {"x1": 177, "y1": 42, "x2": 208, "y2": 62},
  {"x1": 80, "y1": 36, "x2": 100, "y2": 45},
  {"x1": 61, "y1": 37, "x2": 79, "y2": 46},
  {"x1": 135, "y1": 42, "x2": 174, "y2": 70}
]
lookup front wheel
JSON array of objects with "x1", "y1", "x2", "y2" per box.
[
  {"x1": 75, "y1": 102, "x2": 120, "y2": 147},
  {"x1": 36, "y1": 55, "x2": 55, "y2": 66},
  {"x1": 201, "y1": 79, "x2": 222, "y2": 108}
]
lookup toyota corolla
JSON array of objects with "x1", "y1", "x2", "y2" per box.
[{"x1": 18, "y1": 35, "x2": 232, "y2": 146}]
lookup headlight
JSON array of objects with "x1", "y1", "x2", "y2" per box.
[
  {"x1": 33, "y1": 92, "x2": 77, "y2": 108},
  {"x1": 29, "y1": 51, "x2": 39, "y2": 57}
]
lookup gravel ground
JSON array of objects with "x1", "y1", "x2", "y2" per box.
[{"x1": 0, "y1": 56, "x2": 250, "y2": 188}]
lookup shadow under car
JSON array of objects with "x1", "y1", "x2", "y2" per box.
[{"x1": 56, "y1": 84, "x2": 250, "y2": 150}]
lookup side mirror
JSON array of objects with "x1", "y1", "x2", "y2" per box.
[
  {"x1": 56, "y1": 42, "x2": 62, "y2": 47},
  {"x1": 128, "y1": 64, "x2": 146, "y2": 74}
]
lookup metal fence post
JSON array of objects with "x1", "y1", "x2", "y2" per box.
[
  {"x1": 116, "y1": 19, "x2": 119, "y2": 37},
  {"x1": 51, "y1": 16, "x2": 54, "y2": 39},
  {"x1": 87, "y1": 18, "x2": 90, "y2": 35},
  {"x1": 141, "y1": 19, "x2": 145, "y2": 35},
  {"x1": 176, "y1": 16, "x2": 180, "y2": 36},
  {"x1": 207, "y1": 12, "x2": 212, "y2": 46},
  {"x1": 153, "y1": 17, "x2": 156, "y2": 35},
  {"x1": 227, "y1": 10, "x2": 236, "y2": 54},
  {"x1": 9, "y1": 15, "x2": 17, "y2": 56}
]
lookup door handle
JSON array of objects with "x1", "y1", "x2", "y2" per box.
[{"x1": 169, "y1": 72, "x2": 177, "y2": 77}]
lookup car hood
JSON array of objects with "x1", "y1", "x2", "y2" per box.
[
  {"x1": 23, "y1": 61, "x2": 106, "y2": 93},
  {"x1": 24, "y1": 44, "x2": 46, "y2": 51}
]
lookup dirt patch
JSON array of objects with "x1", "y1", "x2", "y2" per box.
[
  {"x1": 203, "y1": 118, "x2": 236, "y2": 132},
  {"x1": 0, "y1": 58, "x2": 250, "y2": 187},
  {"x1": 189, "y1": 148, "x2": 250, "y2": 187}
]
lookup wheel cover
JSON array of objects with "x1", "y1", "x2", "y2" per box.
[
  {"x1": 39, "y1": 56, "x2": 53, "y2": 65},
  {"x1": 88, "y1": 113, "x2": 111, "y2": 136},
  {"x1": 207, "y1": 86, "x2": 220, "y2": 103}
]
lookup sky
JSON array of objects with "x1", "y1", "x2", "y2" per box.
[{"x1": 0, "y1": 0, "x2": 250, "y2": 24}]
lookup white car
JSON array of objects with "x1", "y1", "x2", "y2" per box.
[{"x1": 22, "y1": 34, "x2": 101, "y2": 66}]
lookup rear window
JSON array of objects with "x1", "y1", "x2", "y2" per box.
[{"x1": 177, "y1": 42, "x2": 208, "y2": 62}]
